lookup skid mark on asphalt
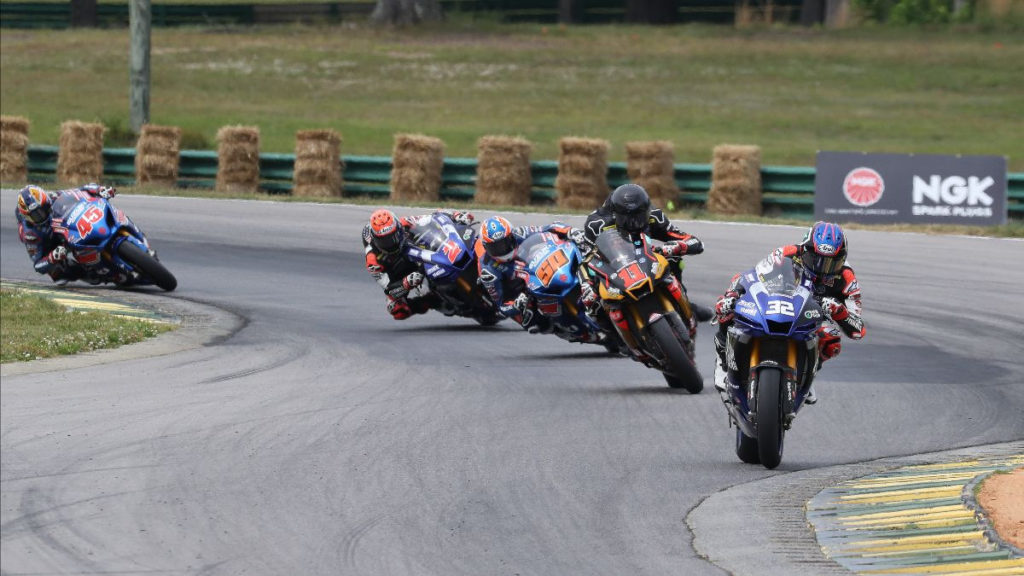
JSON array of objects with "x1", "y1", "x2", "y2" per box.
[{"x1": 807, "y1": 454, "x2": 1024, "y2": 575}]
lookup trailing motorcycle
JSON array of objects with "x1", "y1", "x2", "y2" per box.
[
  {"x1": 50, "y1": 194, "x2": 177, "y2": 291},
  {"x1": 403, "y1": 212, "x2": 503, "y2": 326},
  {"x1": 719, "y1": 255, "x2": 823, "y2": 469},
  {"x1": 585, "y1": 229, "x2": 702, "y2": 392},
  {"x1": 512, "y1": 231, "x2": 608, "y2": 345}
]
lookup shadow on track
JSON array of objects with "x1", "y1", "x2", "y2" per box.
[
  {"x1": 373, "y1": 322, "x2": 514, "y2": 334},
  {"x1": 511, "y1": 350, "x2": 620, "y2": 361}
]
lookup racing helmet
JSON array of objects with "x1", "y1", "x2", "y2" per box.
[
  {"x1": 369, "y1": 209, "x2": 405, "y2": 255},
  {"x1": 609, "y1": 183, "x2": 651, "y2": 235},
  {"x1": 17, "y1": 185, "x2": 52, "y2": 226},
  {"x1": 481, "y1": 216, "x2": 516, "y2": 262},
  {"x1": 799, "y1": 221, "x2": 848, "y2": 279}
]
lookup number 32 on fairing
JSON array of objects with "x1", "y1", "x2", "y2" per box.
[{"x1": 766, "y1": 300, "x2": 795, "y2": 316}]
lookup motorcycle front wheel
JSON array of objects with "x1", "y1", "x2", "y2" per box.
[
  {"x1": 649, "y1": 315, "x2": 703, "y2": 394},
  {"x1": 755, "y1": 367, "x2": 785, "y2": 469},
  {"x1": 117, "y1": 241, "x2": 177, "y2": 291}
]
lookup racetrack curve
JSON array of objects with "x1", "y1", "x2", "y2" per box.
[{"x1": 2, "y1": 189, "x2": 1022, "y2": 575}]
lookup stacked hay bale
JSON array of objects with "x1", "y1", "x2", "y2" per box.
[
  {"x1": 0, "y1": 115, "x2": 30, "y2": 183},
  {"x1": 555, "y1": 137, "x2": 610, "y2": 210},
  {"x1": 135, "y1": 124, "x2": 181, "y2": 187},
  {"x1": 293, "y1": 129, "x2": 343, "y2": 198},
  {"x1": 57, "y1": 120, "x2": 105, "y2": 186},
  {"x1": 391, "y1": 133, "x2": 444, "y2": 203},
  {"x1": 708, "y1": 144, "x2": 762, "y2": 216},
  {"x1": 625, "y1": 140, "x2": 680, "y2": 210},
  {"x1": 216, "y1": 125, "x2": 260, "y2": 194},
  {"x1": 475, "y1": 135, "x2": 532, "y2": 206}
]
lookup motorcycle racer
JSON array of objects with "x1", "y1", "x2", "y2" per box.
[
  {"x1": 477, "y1": 215, "x2": 590, "y2": 334},
  {"x1": 14, "y1": 183, "x2": 119, "y2": 285},
  {"x1": 712, "y1": 221, "x2": 865, "y2": 405},
  {"x1": 579, "y1": 183, "x2": 712, "y2": 322},
  {"x1": 362, "y1": 207, "x2": 475, "y2": 320}
]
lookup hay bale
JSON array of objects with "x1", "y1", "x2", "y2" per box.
[
  {"x1": 293, "y1": 129, "x2": 343, "y2": 198},
  {"x1": 626, "y1": 140, "x2": 679, "y2": 209},
  {"x1": 135, "y1": 124, "x2": 181, "y2": 187},
  {"x1": 0, "y1": 115, "x2": 30, "y2": 183},
  {"x1": 391, "y1": 133, "x2": 444, "y2": 203},
  {"x1": 57, "y1": 120, "x2": 105, "y2": 186},
  {"x1": 216, "y1": 125, "x2": 260, "y2": 194},
  {"x1": 555, "y1": 137, "x2": 609, "y2": 211},
  {"x1": 708, "y1": 144, "x2": 762, "y2": 216},
  {"x1": 476, "y1": 135, "x2": 532, "y2": 206}
]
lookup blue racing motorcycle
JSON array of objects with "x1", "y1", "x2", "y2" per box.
[
  {"x1": 512, "y1": 231, "x2": 607, "y2": 345},
  {"x1": 50, "y1": 194, "x2": 177, "y2": 291},
  {"x1": 403, "y1": 213, "x2": 503, "y2": 326},
  {"x1": 720, "y1": 255, "x2": 824, "y2": 469}
]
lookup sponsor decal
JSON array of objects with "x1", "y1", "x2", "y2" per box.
[
  {"x1": 737, "y1": 301, "x2": 758, "y2": 316},
  {"x1": 804, "y1": 310, "x2": 821, "y2": 319},
  {"x1": 843, "y1": 167, "x2": 885, "y2": 207},
  {"x1": 912, "y1": 175, "x2": 995, "y2": 218}
]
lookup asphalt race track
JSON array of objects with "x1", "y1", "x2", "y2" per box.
[{"x1": 2, "y1": 189, "x2": 1023, "y2": 575}]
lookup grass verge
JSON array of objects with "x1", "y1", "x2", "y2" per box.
[{"x1": 0, "y1": 287, "x2": 175, "y2": 363}]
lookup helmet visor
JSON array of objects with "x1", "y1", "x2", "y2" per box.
[
  {"x1": 615, "y1": 210, "x2": 648, "y2": 233},
  {"x1": 25, "y1": 205, "x2": 49, "y2": 226},
  {"x1": 801, "y1": 250, "x2": 846, "y2": 279},
  {"x1": 373, "y1": 229, "x2": 403, "y2": 254},
  {"x1": 485, "y1": 234, "x2": 516, "y2": 262}
]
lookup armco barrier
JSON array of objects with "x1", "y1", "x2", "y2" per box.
[{"x1": 23, "y1": 145, "x2": 1024, "y2": 219}]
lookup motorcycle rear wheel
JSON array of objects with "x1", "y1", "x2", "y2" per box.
[
  {"x1": 117, "y1": 241, "x2": 177, "y2": 292},
  {"x1": 755, "y1": 368, "x2": 785, "y2": 469},
  {"x1": 649, "y1": 316, "x2": 703, "y2": 394}
]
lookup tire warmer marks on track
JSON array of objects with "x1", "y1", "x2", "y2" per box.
[{"x1": 807, "y1": 453, "x2": 1024, "y2": 575}]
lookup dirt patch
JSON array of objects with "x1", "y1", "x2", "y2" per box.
[{"x1": 978, "y1": 466, "x2": 1024, "y2": 549}]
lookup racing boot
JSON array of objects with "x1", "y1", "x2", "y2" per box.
[
  {"x1": 713, "y1": 331, "x2": 732, "y2": 405},
  {"x1": 804, "y1": 385, "x2": 818, "y2": 405}
]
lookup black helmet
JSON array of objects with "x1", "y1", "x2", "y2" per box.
[{"x1": 609, "y1": 183, "x2": 651, "y2": 235}]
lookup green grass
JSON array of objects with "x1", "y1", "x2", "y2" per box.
[
  {"x1": 2, "y1": 20, "x2": 1022, "y2": 169},
  {"x1": 0, "y1": 287, "x2": 174, "y2": 363}
]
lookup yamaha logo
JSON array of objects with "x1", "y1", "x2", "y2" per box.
[{"x1": 843, "y1": 167, "x2": 885, "y2": 207}]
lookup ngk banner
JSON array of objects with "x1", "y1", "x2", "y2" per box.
[{"x1": 815, "y1": 152, "x2": 1007, "y2": 225}]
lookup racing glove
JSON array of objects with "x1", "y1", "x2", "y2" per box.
[
  {"x1": 82, "y1": 183, "x2": 116, "y2": 199},
  {"x1": 567, "y1": 227, "x2": 587, "y2": 246},
  {"x1": 715, "y1": 290, "x2": 739, "y2": 324},
  {"x1": 820, "y1": 297, "x2": 849, "y2": 322},
  {"x1": 451, "y1": 211, "x2": 474, "y2": 225},
  {"x1": 402, "y1": 271, "x2": 425, "y2": 292},
  {"x1": 580, "y1": 281, "x2": 600, "y2": 315},
  {"x1": 46, "y1": 245, "x2": 68, "y2": 266},
  {"x1": 655, "y1": 237, "x2": 703, "y2": 257}
]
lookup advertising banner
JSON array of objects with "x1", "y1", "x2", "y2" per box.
[{"x1": 815, "y1": 152, "x2": 1007, "y2": 225}]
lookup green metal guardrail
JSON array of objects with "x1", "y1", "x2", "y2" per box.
[{"x1": 24, "y1": 145, "x2": 1024, "y2": 219}]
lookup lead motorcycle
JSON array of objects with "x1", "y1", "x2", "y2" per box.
[
  {"x1": 719, "y1": 255, "x2": 824, "y2": 469},
  {"x1": 512, "y1": 231, "x2": 609, "y2": 346},
  {"x1": 50, "y1": 193, "x2": 177, "y2": 291},
  {"x1": 402, "y1": 213, "x2": 503, "y2": 326},
  {"x1": 585, "y1": 229, "x2": 702, "y2": 392}
]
